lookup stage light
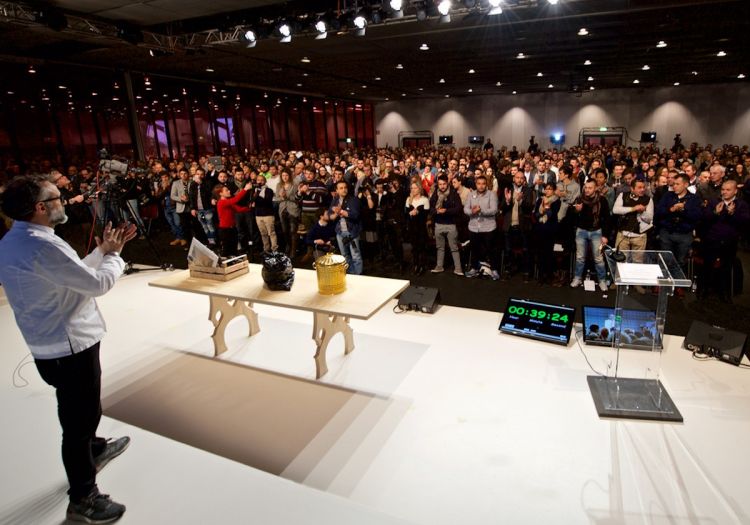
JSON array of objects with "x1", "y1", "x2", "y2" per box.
[
  {"x1": 314, "y1": 19, "x2": 327, "y2": 39},
  {"x1": 278, "y1": 22, "x2": 292, "y2": 43},
  {"x1": 240, "y1": 29, "x2": 257, "y2": 47},
  {"x1": 353, "y1": 13, "x2": 367, "y2": 36},
  {"x1": 438, "y1": 0, "x2": 452, "y2": 23},
  {"x1": 488, "y1": 0, "x2": 502, "y2": 15},
  {"x1": 387, "y1": 0, "x2": 405, "y2": 18},
  {"x1": 548, "y1": 0, "x2": 559, "y2": 4}
]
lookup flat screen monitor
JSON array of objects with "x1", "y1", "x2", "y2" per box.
[
  {"x1": 640, "y1": 131, "x2": 657, "y2": 143},
  {"x1": 439, "y1": 135, "x2": 453, "y2": 145},
  {"x1": 581, "y1": 305, "x2": 662, "y2": 350},
  {"x1": 468, "y1": 135, "x2": 484, "y2": 145},
  {"x1": 499, "y1": 298, "x2": 575, "y2": 346}
]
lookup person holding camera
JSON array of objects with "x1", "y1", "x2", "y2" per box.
[{"x1": 0, "y1": 175, "x2": 137, "y2": 524}]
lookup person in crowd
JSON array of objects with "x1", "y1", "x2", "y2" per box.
[
  {"x1": 429, "y1": 175, "x2": 464, "y2": 275},
  {"x1": 0, "y1": 175, "x2": 136, "y2": 524},
  {"x1": 214, "y1": 181, "x2": 253, "y2": 257},
  {"x1": 570, "y1": 180, "x2": 611, "y2": 291},
  {"x1": 501, "y1": 170, "x2": 536, "y2": 281},
  {"x1": 52, "y1": 169, "x2": 91, "y2": 256},
  {"x1": 612, "y1": 178, "x2": 654, "y2": 292},
  {"x1": 251, "y1": 173, "x2": 277, "y2": 253},
  {"x1": 328, "y1": 180, "x2": 363, "y2": 275},
  {"x1": 154, "y1": 172, "x2": 183, "y2": 246},
  {"x1": 655, "y1": 173, "x2": 702, "y2": 291},
  {"x1": 532, "y1": 182, "x2": 561, "y2": 285},
  {"x1": 383, "y1": 176, "x2": 407, "y2": 267},
  {"x1": 170, "y1": 168, "x2": 192, "y2": 246},
  {"x1": 188, "y1": 168, "x2": 216, "y2": 247},
  {"x1": 306, "y1": 207, "x2": 337, "y2": 259},
  {"x1": 531, "y1": 159, "x2": 556, "y2": 194},
  {"x1": 370, "y1": 178, "x2": 390, "y2": 260},
  {"x1": 464, "y1": 175, "x2": 500, "y2": 280},
  {"x1": 276, "y1": 169, "x2": 300, "y2": 258},
  {"x1": 698, "y1": 164, "x2": 726, "y2": 204},
  {"x1": 405, "y1": 181, "x2": 430, "y2": 275},
  {"x1": 121, "y1": 170, "x2": 147, "y2": 236},
  {"x1": 698, "y1": 180, "x2": 750, "y2": 302}
]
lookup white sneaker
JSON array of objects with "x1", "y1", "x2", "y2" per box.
[
  {"x1": 430, "y1": 267, "x2": 444, "y2": 273},
  {"x1": 598, "y1": 280, "x2": 608, "y2": 292},
  {"x1": 570, "y1": 277, "x2": 582, "y2": 288}
]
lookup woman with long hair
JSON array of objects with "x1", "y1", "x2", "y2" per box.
[
  {"x1": 277, "y1": 169, "x2": 300, "y2": 258},
  {"x1": 405, "y1": 181, "x2": 430, "y2": 274}
]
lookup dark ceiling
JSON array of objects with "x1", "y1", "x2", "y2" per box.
[{"x1": 1, "y1": 0, "x2": 748, "y2": 101}]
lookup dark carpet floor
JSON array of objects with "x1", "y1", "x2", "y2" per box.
[{"x1": 122, "y1": 226, "x2": 750, "y2": 338}]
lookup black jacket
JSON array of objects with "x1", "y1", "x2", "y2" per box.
[
  {"x1": 189, "y1": 180, "x2": 214, "y2": 212},
  {"x1": 429, "y1": 188, "x2": 463, "y2": 225}
]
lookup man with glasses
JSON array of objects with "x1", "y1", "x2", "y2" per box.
[{"x1": 0, "y1": 175, "x2": 136, "y2": 524}]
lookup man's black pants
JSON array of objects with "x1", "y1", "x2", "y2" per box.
[{"x1": 35, "y1": 343, "x2": 106, "y2": 502}]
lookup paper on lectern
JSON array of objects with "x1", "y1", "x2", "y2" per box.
[{"x1": 617, "y1": 262, "x2": 663, "y2": 284}]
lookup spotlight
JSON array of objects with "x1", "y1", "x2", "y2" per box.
[
  {"x1": 240, "y1": 29, "x2": 257, "y2": 47},
  {"x1": 277, "y1": 21, "x2": 292, "y2": 43},
  {"x1": 488, "y1": 0, "x2": 502, "y2": 15},
  {"x1": 314, "y1": 19, "x2": 327, "y2": 39},
  {"x1": 387, "y1": 0, "x2": 404, "y2": 19},
  {"x1": 353, "y1": 13, "x2": 367, "y2": 36},
  {"x1": 438, "y1": 0, "x2": 452, "y2": 23}
]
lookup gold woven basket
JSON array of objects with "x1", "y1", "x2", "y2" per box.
[{"x1": 313, "y1": 252, "x2": 348, "y2": 295}]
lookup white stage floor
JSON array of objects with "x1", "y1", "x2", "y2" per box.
[{"x1": 1, "y1": 269, "x2": 749, "y2": 524}]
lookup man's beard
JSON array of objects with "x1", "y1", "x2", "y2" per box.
[{"x1": 49, "y1": 206, "x2": 68, "y2": 226}]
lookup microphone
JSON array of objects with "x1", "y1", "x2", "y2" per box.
[{"x1": 604, "y1": 234, "x2": 628, "y2": 262}]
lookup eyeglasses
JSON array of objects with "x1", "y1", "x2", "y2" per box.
[{"x1": 39, "y1": 194, "x2": 65, "y2": 205}]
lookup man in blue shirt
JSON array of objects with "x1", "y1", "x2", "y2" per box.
[
  {"x1": 328, "y1": 180, "x2": 363, "y2": 275},
  {"x1": 0, "y1": 175, "x2": 136, "y2": 524}
]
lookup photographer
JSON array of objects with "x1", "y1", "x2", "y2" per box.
[{"x1": 121, "y1": 170, "x2": 147, "y2": 237}]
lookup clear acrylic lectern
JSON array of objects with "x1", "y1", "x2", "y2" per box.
[{"x1": 587, "y1": 250, "x2": 692, "y2": 422}]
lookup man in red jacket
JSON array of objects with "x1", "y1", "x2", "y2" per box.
[{"x1": 213, "y1": 181, "x2": 253, "y2": 257}]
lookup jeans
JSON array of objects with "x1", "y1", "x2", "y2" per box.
[
  {"x1": 434, "y1": 223, "x2": 461, "y2": 270},
  {"x1": 336, "y1": 233, "x2": 363, "y2": 275},
  {"x1": 164, "y1": 207, "x2": 183, "y2": 239},
  {"x1": 196, "y1": 209, "x2": 217, "y2": 245},
  {"x1": 574, "y1": 227, "x2": 607, "y2": 281},
  {"x1": 35, "y1": 343, "x2": 107, "y2": 502},
  {"x1": 659, "y1": 229, "x2": 693, "y2": 271}
]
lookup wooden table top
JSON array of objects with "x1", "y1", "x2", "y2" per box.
[{"x1": 149, "y1": 265, "x2": 411, "y2": 320}]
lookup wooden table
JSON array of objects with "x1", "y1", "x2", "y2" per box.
[{"x1": 149, "y1": 265, "x2": 410, "y2": 378}]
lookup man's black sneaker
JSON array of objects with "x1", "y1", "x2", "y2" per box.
[
  {"x1": 67, "y1": 492, "x2": 126, "y2": 524},
  {"x1": 94, "y1": 437, "x2": 130, "y2": 473}
]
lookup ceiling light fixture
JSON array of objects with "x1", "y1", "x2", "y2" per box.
[
  {"x1": 584, "y1": 60, "x2": 592, "y2": 65},
  {"x1": 642, "y1": 65, "x2": 650, "y2": 70},
  {"x1": 692, "y1": 71, "x2": 698, "y2": 76},
  {"x1": 241, "y1": 29, "x2": 257, "y2": 47},
  {"x1": 673, "y1": 82, "x2": 680, "y2": 86},
  {"x1": 468, "y1": 68, "x2": 475, "y2": 74},
  {"x1": 420, "y1": 43, "x2": 429, "y2": 51},
  {"x1": 537, "y1": 72, "x2": 543, "y2": 77},
  {"x1": 353, "y1": 13, "x2": 367, "y2": 36},
  {"x1": 512, "y1": 90, "x2": 517, "y2": 94},
  {"x1": 301, "y1": 56, "x2": 311, "y2": 63},
  {"x1": 587, "y1": 76, "x2": 594, "y2": 81},
  {"x1": 548, "y1": 84, "x2": 554, "y2": 88},
  {"x1": 467, "y1": 88, "x2": 473, "y2": 92},
  {"x1": 439, "y1": 78, "x2": 445, "y2": 83},
  {"x1": 717, "y1": 51, "x2": 726, "y2": 57},
  {"x1": 374, "y1": 76, "x2": 381, "y2": 80},
  {"x1": 548, "y1": 0, "x2": 559, "y2": 4},
  {"x1": 496, "y1": 81, "x2": 502, "y2": 86},
  {"x1": 437, "y1": 0, "x2": 452, "y2": 23},
  {"x1": 516, "y1": 52, "x2": 525, "y2": 59},
  {"x1": 389, "y1": 0, "x2": 404, "y2": 18},
  {"x1": 633, "y1": 79, "x2": 640, "y2": 84},
  {"x1": 205, "y1": 68, "x2": 215, "y2": 72},
  {"x1": 278, "y1": 22, "x2": 292, "y2": 43},
  {"x1": 578, "y1": 28, "x2": 588, "y2": 36},
  {"x1": 589, "y1": 86, "x2": 595, "y2": 90},
  {"x1": 738, "y1": 74, "x2": 746, "y2": 79},
  {"x1": 657, "y1": 40, "x2": 667, "y2": 48},
  {"x1": 488, "y1": 0, "x2": 502, "y2": 15},
  {"x1": 396, "y1": 63, "x2": 404, "y2": 69},
  {"x1": 314, "y1": 20, "x2": 327, "y2": 39},
  {"x1": 28, "y1": 65, "x2": 36, "y2": 74}
]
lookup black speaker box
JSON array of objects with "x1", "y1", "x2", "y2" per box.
[
  {"x1": 398, "y1": 286, "x2": 440, "y2": 314},
  {"x1": 683, "y1": 320, "x2": 747, "y2": 366}
]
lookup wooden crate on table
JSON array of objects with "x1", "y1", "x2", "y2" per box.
[{"x1": 188, "y1": 255, "x2": 249, "y2": 282}]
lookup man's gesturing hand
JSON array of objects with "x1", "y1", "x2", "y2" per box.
[{"x1": 96, "y1": 221, "x2": 138, "y2": 255}]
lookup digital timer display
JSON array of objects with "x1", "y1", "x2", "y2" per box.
[{"x1": 499, "y1": 298, "x2": 575, "y2": 346}]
